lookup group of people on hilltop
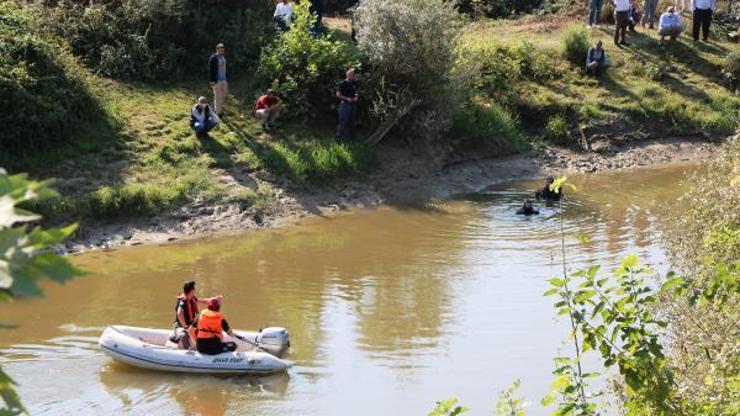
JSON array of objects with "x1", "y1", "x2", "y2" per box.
[
  {"x1": 190, "y1": 42, "x2": 360, "y2": 140},
  {"x1": 584, "y1": 0, "x2": 716, "y2": 77}
]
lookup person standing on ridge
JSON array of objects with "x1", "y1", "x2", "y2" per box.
[
  {"x1": 613, "y1": 0, "x2": 632, "y2": 47},
  {"x1": 209, "y1": 43, "x2": 228, "y2": 116},
  {"x1": 336, "y1": 69, "x2": 359, "y2": 140},
  {"x1": 691, "y1": 0, "x2": 714, "y2": 43},
  {"x1": 588, "y1": 0, "x2": 603, "y2": 28},
  {"x1": 643, "y1": 0, "x2": 658, "y2": 29}
]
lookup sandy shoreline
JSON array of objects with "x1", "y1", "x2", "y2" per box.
[{"x1": 59, "y1": 136, "x2": 723, "y2": 255}]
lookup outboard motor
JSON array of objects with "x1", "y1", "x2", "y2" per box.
[{"x1": 257, "y1": 327, "x2": 290, "y2": 357}]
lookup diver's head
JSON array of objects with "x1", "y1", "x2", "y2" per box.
[
  {"x1": 545, "y1": 176, "x2": 555, "y2": 185},
  {"x1": 524, "y1": 199, "x2": 534, "y2": 209}
]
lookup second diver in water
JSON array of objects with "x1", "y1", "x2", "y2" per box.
[{"x1": 516, "y1": 199, "x2": 539, "y2": 216}]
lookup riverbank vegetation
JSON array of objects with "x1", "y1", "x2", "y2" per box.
[{"x1": 1, "y1": 0, "x2": 738, "y2": 228}]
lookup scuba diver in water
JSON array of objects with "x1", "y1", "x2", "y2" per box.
[
  {"x1": 535, "y1": 176, "x2": 563, "y2": 203},
  {"x1": 516, "y1": 199, "x2": 539, "y2": 216}
]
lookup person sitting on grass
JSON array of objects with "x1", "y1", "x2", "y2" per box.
[
  {"x1": 273, "y1": 0, "x2": 293, "y2": 32},
  {"x1": 585, "y1": 40, "x2": 608, "y2": 76},
  {"x1": 658, "y1": 6, "x2": 683, "y2": 41},
  {"x1": 252, "y1": 89, "x2": 282, "y2": 131},
  {"x1": 191, "y1": 96, "x2": 219, "y2": 137}
]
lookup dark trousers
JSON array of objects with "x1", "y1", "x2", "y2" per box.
[
  {"x1": 274, "y1": 16, "x2": 290, "y2": 32},
  {"x1": 588, "y1": 0, "x2": 602, "y2": 26},
  {"x1": 614, "y1": 11, "x2": 629, "y2": 44},
  {"x1": 336, "y1": 101, "x2": 357, "y2": 140},
  {"x1": 196, "y1": 338, "x2": 237, "y2": 355},
  {"x1": 692, "y1": 8, "x2": 712, "y2": 41}
]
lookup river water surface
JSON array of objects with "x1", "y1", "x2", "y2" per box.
[{"x1": 0, "y1": 164, "x2": 696, "y2": 415}]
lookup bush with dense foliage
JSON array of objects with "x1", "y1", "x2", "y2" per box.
[
  {"x1": 452, "y1": 0, "x2": 544, "y2": 18},
  {"x1": 723, "y1": 52, "x2": 740, "y2": 92},
  {"x1": 469, "y1": 41, "x2": 557, "y2": 104},
  {"x1": 355, "y1": 0, "x2": 469, "y2": 140},
  {"x1": 256, "y1": 1, "x2": 360, "y2": 118},
  {"x1": 37, "y1": 0, "x2": 273, "y2": 80},
  {"x1": 0, "y1": 4, "x2": 101, "y2": 155},
  {"x1": 660, "y1": 136, "x2": 740, "y2": 416},
  {"x1": 561, "y1": 24, "x2": 590, "y2": 67}
]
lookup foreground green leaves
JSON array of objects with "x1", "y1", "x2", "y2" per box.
[
  {"x1": 544, "y1": 256, "x2": 680, "y2": 415},
  {"x1": 428, "y1": 398, "x2": 468, "y2": 416},
  {"x1": 0, "y1": 168, "x2": 84, "y2": 414}
]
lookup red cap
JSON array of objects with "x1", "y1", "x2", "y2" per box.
[{"x1": 207, "y1": 298, "x2": 221, "y2": 310}]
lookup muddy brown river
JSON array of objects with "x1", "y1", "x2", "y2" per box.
[{"x1": 0, "y1": 164, "x2": 697, "y2": 415}]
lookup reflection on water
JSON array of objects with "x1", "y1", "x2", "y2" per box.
[{"x1": 0, "y1": 164, "x2": 698, "y2": 415}]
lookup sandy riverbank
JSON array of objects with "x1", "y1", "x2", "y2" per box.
[{"x1": 59, "y1": 136, "x2": 725, "y2": 254}]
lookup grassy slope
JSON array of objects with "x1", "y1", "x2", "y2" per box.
[
  {"x1": 13, "y1": 15, "x2": 740, "y2": 224},
  {"x1": 22, "y1": 74, "x2": 373, "y2": 221},
  {"x1": 464, "y1": 15, "x2": 739, "y2": 143}
]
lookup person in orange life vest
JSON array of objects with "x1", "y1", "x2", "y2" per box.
[
  {"x1": 171, "y1": 280, "x2": 223, "y2": 350},
  {"x1": 194, "y1": 298, "x2": 245, "y2": 355}
]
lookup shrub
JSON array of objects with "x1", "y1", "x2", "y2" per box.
[
  {"x1": 722, "y1": 52, "x2": 740, "y2": 92},
  {"x1": 453, "y1": 0, "x2": 544, "y2": 18},
  {"x1": 256, "y1": 1, "x2": 360, "y2": 118},
  {"x1": 543, "y1": 114, "x2": 570, "y2": 143},
  {"x1": 472, "y1": 41, "x2": 557, "y2": 103},
  {"x1": 355, "y1": 0, "x2": 468, "y2": 140},
  {"x1": 0, "y1": 4, "x2": 102, "y2": 155},
  {"x1": 660, "y1": 137, "x2": 740, "y2": 415},
  {"x1": 451, "y1": 101, "x2": 524, "y2": 151},
  {"x1": 561, "y1": 24, "x2": 590, "y2": 67},
  {"x1": 39, "y1": 0, "x2": 273, "y2": 80}
]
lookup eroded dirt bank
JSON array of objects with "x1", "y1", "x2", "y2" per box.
[{"x1": 60, "y1": 136, "x2": 724, "y2": 254}]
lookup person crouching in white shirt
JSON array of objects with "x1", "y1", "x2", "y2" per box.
[{"x1": 658, "y1": 6, "x2": 683, "y2": 41}]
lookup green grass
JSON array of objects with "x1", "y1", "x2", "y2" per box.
[
  {"x1": 20, "y1": 75, "x2": 374, "y2": 222},
  {"x1": 12, "y1": 14, "x2": 740, "y2": 224},
  {"x1": 463, "y1": 16, "x2": 740, "y2": 144}
]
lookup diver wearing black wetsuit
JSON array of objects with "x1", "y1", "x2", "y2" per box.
[
  {"x1": 535, "y1": 176, "x2": 562, "y2": 202},
  {"x1": 516, "y1": 200, "x2": 539, "y2": 216}
]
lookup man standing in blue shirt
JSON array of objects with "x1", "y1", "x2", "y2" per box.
[
  {"x1": 691, "y1": 0, "x2": 715, "y2": 43},
  {"x1": 208, "y1": 43, "x2": 228, "y2": 116}
]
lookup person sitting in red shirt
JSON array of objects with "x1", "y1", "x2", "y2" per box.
[{"x1": 252, "y1": 89, "x2": 282, "y2": 131}]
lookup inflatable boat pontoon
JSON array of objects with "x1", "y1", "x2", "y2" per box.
[{"x1": 99, "y1": 325, "x2": 290, "y2": 375}]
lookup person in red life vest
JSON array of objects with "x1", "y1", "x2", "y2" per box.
[
  {"x1": 170, "y1": 280, "x2": 223, "y2": 350},
  {"x1": 194, "y1": 298, "x2": 245, "y2": 355},
  {"x1": 252, "y1": 88, "x2": 282, "y2": 131}
]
